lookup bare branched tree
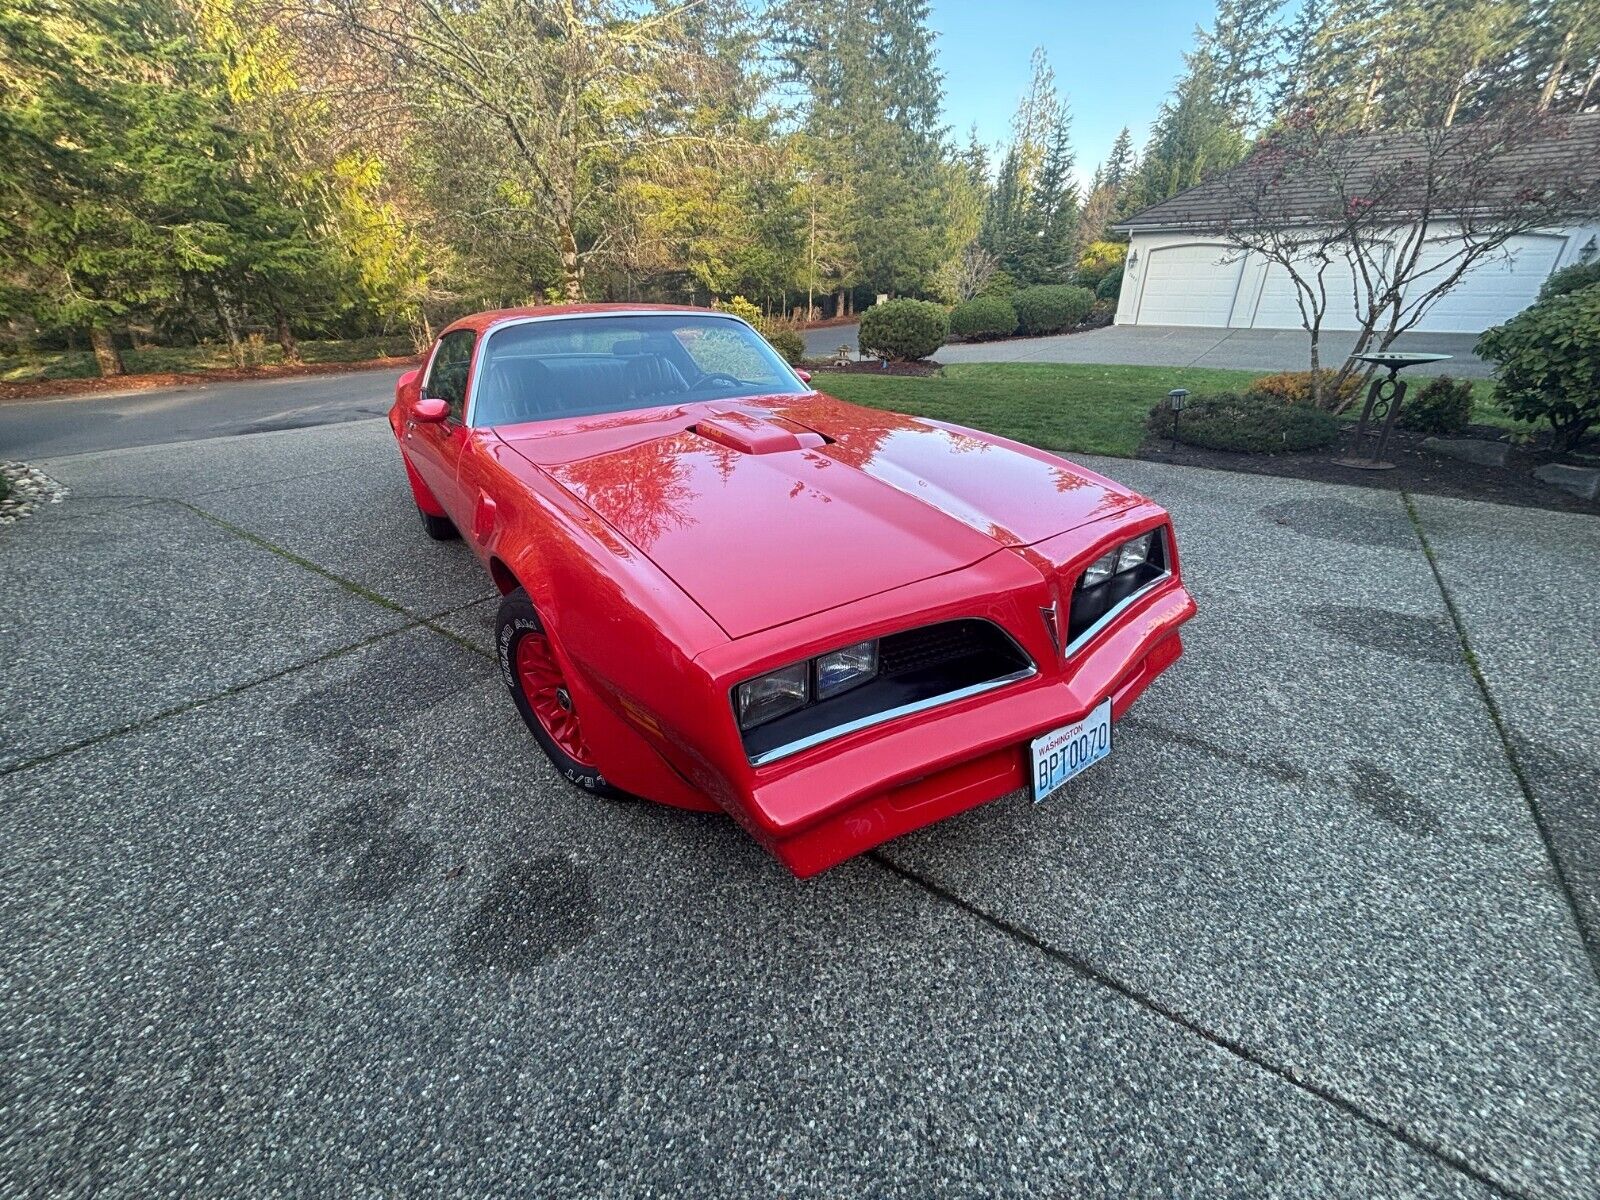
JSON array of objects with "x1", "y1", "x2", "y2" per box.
[
  {"x1": 272, "y1": 0, "x2": 751, "y2": 301},
  {"x1": 1212, "y1": 108, "x2": 1600, "y2": 407},
  {"x1": 932, "y1": 242, "x2": 1001, "y2": 304}
]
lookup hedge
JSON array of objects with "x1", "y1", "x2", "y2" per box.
[
  {"x1": 764, "y1": 328, "x2": 805, "y2": 365},
  {"x1": 1249, "y1": 369, "x2": 1363, "y2": 409},
  {"x1": 1094, "y1": 264, "x2": 1123, "y2": 302},
  {"x1": 1478, "y1": 284, "x2": 1600, "y2": 450},
  {"x1": 1012, "y1": 284, "x2": 1095, "y2": 335},
  {"x1": 948, "y1": 296, "x2": 1018, "y2": 341}
]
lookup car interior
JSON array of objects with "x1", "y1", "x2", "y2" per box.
[{"x1": 471, "y1": 321, "x2": 803, "y2": 426}]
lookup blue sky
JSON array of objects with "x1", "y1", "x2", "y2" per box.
[{"x1": 927, "y1": 0, "x2": 1220, "y2": 183}]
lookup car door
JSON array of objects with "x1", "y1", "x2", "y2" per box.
[{"x1": 406, "y1": 328, "x2": 476, "y2": 522}]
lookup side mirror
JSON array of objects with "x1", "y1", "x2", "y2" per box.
[
  {"x1": 414, "y1": 397, "x2": 451, "y2": 424},
  {"x1": 796, "y1": 369, "x2": 812, "y2": 385}
]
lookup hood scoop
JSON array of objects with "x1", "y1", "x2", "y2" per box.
[{"x1": 689, "y1": 409, "x2": 829, "y2": 455}]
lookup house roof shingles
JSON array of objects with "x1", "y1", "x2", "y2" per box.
[{"x1": 1113, "y1": 111, "x2": 1600, "y2": 232}]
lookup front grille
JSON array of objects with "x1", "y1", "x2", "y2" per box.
[
  {"x1": 741, "y1": 619, "x2": 1034, "y2": 764},
  {"x1": 880, "y1": 620, "x2": 1016, "y2": 676}
]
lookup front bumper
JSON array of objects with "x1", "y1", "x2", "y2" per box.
[{"x1": 747, "y1": 581, "x2": 1195, "y2": 877}]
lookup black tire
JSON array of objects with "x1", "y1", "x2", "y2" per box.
[
  {"x1": 496, "y1": 589, "x2": 622, "y2": 798},
  {"x1": 418, "y1": 504, "x2": 460, "y2": 541}
]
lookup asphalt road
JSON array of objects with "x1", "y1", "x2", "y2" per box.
[
  {"x1": 3, "y1": 420, "x2": 1596, "y2": 1196},
  {"x1": 0, "y1": 365, "x2": 400, "y2": 459}
]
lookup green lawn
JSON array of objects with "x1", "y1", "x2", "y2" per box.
[
  {"x1": 819, "y1": 363, "x2": 1523, "y2": 458},
  {"x1": 0, "y1": 335, "x2": 416, "y2": 384}
]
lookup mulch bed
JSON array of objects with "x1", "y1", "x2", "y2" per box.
[
  {"x1": 0, "y1": 354, "x2": 423, "y2": 403},
  {"x1": 1137, "y1": 422, "x2": 1600, "y2": 515},
  {"x1": 805, "y1": 359, "x2": 943, "y2": 377}
]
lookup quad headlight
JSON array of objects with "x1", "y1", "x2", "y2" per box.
[
  {"x1": 816, "y1": 640, "x2": 879, "y2": 699},
  {"x1": 1081, "y1": 530, "x2": 1155, "y2": 589},
  {"x1": 735, "y1": 661, "x2": 810, "y2": 729},
  {"x1": 735, "y1": 639, "x2": 880, "y2": 730},
  {"x1": 1115, "y1": 531, "x2": 1154, "y2": 573},
  {"x1": 1067, "y1": 527, "x2": 1168, "y2": 651}
]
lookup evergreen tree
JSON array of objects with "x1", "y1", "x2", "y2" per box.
[
  {"x1": 1103, "y1": 126, "x2": 1136, "y2": 190},
  {"x1": 1132, "y1": 51, "x2": 1249, "y2": 207},
  {"x1": 1198, "y1": 0, "x2": 1290, "y2": 130},
  {"x1": 0, "y1": 0, "x2": 327, "y2": 374},
  {"x1": 779, "y1": 0, "x2": 951, "y2": 298},
  {"x1": 1017, "y1": 101, "x2": 1077, "y2": 281},
  {"x1": 980, "y1": 48, "x2": 1076, "y2": 281},
  {"x1": 1271, "y1": 0, "x2": 1330, "y2": 116}
]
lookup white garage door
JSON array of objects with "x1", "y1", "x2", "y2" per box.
[
  {"x1": 1407, "y1": 234, "x2": 1565, "y2": 333},
  {"x1": 1135, "y1": 244, "x2": 1243, "y2": 326},
  {"x1": 1252, "y1": 257, "x2": 1364, "y2": 330}
]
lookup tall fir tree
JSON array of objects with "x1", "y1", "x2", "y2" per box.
[
  {"x1": 980, "y1": 48, "x2": 1076, "y2": 281},
  {"x1": 1198, "y1": 0, "x2": 1290, "y2": 131},
  {"x1": 779, "y1": 0, "x2": 951, "y2": 299},
  {"x1": 1132, "y1": 50, "x2": 1248, "y2": 207},
  {"x1": 1102, "y1": 126, "x2": 1136, "y2": 190}
]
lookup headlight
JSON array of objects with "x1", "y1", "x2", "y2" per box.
[
  {"x1": 1068, "y1": 528, "x2": 1168, "y2": 650},
  {"x1": 1116, "y1": 531, "x2": 1154, "y2": 573},
  {"x1": 734, "y1": 638, "x2": 882, "y2": 729},
  {"x1": 816, "y1": 640, "x2": 878, "y2": 699},
  {"x1": 1081, "y1": 550, "x2": 1118, "y2": 587},
  {"x1": 735, "y1": 662, "x2": 809, "y2": 729}
]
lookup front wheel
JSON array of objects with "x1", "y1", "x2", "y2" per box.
[
  {"x1": 417, "y1": 504, "x2": 459, "y2": 541},
  {"x1": 496, "y1": 589, "x2": 621, "y2": 797}
]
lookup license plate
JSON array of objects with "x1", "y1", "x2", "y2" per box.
[{"x1": 1030, "y1": 698, "x2": 1113, "y2": 803}]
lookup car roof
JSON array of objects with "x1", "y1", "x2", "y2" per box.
[{"x1": 438, "y1": 303, "x2": 734, "y2": 339}]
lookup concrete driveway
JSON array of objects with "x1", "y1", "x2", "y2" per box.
[
  {"x1": 815, "y1": 322, "x2": 1488, "y2": 377},
  {"x1": 3, "y1": 421, "x2": 1597, "y2": 1197}
]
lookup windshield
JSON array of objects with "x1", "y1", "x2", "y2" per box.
[{"x1": 470, "y1": 314, "x2": 808, "y2": 427}]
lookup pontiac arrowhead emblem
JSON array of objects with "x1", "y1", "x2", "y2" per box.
[{"x1": 1040, "y1": 599, "x2": 1061, "y2": 655}]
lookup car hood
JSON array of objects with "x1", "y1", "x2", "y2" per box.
[{"x1": 499, "y1": 394, "x2": 1143, "y2": 638}]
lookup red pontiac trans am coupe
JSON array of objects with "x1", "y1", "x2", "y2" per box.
[{"x1": 390, "y1": 305, "x2": 1195, "y2": 876}]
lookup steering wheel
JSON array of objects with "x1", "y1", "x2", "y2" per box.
[{"x1": 699, "y1": 371, "x2": 744, "y2": 388}]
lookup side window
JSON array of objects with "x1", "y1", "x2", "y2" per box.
[{"x1": 424, "y1": 330, "x2": 476, "y2": 421}]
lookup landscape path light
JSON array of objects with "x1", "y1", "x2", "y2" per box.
[{"x1": 1167, "y1": 388, "x2": 1189, "y2": 453}]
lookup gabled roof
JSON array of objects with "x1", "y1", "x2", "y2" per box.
[{"x1": 1114, "y1": 111, "x2": 1600, "y2": 232}]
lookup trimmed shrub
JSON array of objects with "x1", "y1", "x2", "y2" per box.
[
  {"x1": 1478, "y1": 285, "x2": 1600, "y2": 450},
  {"x1": 948, "y1": 296, "x2": 1018, "y2": 341},
  {"x1": 1012, "y1": 284, "x2": 1095, "y2": 336},
  {"x1": 1147, "y1": 391, "x2": 1341, "y2": 453},
  {"x1": 1397, "y1": 374, "x2": 1474, "y2": 435},
  {"x1": 764, "y1": 328, "x2": 805, "y2": 365},
  {"x1": 1249, "y1": 369, "x2": 1363, "y2": 409},
  {"x1": 1537, "y1": 260, "x2": 1600, "y2": 302},
  {"x1": 1095, "y1": 264, "x2": 1124, "y2": 302},
  {"x1": 857, "y1": 298, "x2": 948, "y2": 361}
]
